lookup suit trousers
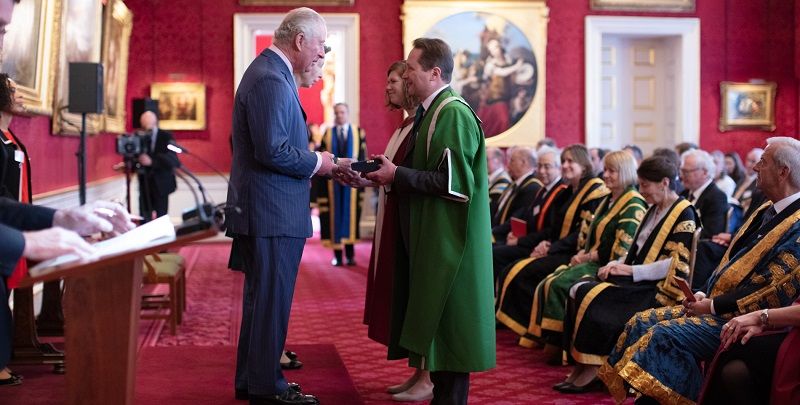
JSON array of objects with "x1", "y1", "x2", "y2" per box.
[
  {"x1": 430, "y1": 371, "x2": 470, "y2": 405},
  {"x1": 235, "y1": 235, "x2": 306, "y2": 396}
]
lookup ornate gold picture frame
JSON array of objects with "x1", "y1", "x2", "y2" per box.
[
  {"x1": 719, "y1": 81, "x2": 776, "y2": 132},
  {"x1": 101, "y1": 0, "x2": 133, "y2": 134},
  {"x1": 591, "y1": 0, "x2": 695, "y2": 12},
  {"x1": 52, "y1": 0, "x2": 104, "y2": 135},
  {"x1": 403, "y1": 0, "x2": 549, "y2": 147},
  {"x1": 2, "y1": 0, "x2": 62, "y2": 116},
  {"x1": 150, "y1": 83, "x2": 207, "y2": 131}
]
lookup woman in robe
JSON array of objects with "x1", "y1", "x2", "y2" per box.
[
  {"x1": 555, "y1": 155, "x2": 698, "y2": 393},
  {"x1": 495, "y1": 144, "x2": 608, "y2": 350},
  {"x1": 528, "y1": 151, "x2": 646, "y2": 368},
  {"x1": 361, "y1": 61, "x2": 433, "y2": 402}
]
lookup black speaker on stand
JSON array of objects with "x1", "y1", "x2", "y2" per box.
[{"x1": 68, "y1": 62, "x2": 103, "y2": 205}]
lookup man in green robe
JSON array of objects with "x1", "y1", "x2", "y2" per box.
[{"x1": 366, "y1": 38, "x2": 496, "y2": 404}]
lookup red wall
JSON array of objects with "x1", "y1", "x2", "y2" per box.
[{"x1": 11, "y1": 0, "x2": 798, "y2": 195}]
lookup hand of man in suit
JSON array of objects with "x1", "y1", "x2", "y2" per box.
[
  {"x1": 138, "y1": 154, "x2": 153, "y2": 167},
  {"x1": 22, "y1": 227, "x2": 97, "y2": 262},
  {"x1": 365, "y1": 155, "x2": 396, "y2": 186},
  {"x1": 53, "y1": 201, "x2": 136, "y2": 236},
  {"x1": 316, "y1": 151, "x2": 337, "y2": 177}
]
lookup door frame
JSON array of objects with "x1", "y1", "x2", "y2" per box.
[{"x1": 585, "y1": 16, "x2": 700, "y2": 149}]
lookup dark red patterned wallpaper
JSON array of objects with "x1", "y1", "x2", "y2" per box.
[{"x1": 9, "y1": 0, "x2": 799, "y2": 195}]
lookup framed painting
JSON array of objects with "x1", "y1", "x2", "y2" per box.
[
  {"x1": 1, "y1": 0, "x2": 62, "y2": 116},
  {"x1": 403, "y1": 0, "x2": 549, "y2": 147},
  {"x1": 233, "y1": 13, "x2": 360, "y2": 129},
  {"x1": 52, "y1": 0, "x2": 104, "y2": 135},
  {"x1": 719, "y1": 81, "x2": 776, "y2": 132},
  {"x1": 150, "y1": 82, "x2": 207, "y2": 131},
  {"x1": 101, "y1": 0, "x2": 133, "y2": 134},
  {"x1": 591, "y1": 0, "x2": 695, "y2": 12}
]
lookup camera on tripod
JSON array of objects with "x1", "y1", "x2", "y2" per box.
[{"x1": 116, "y1": 133, "x2": 146, "y2": 158}]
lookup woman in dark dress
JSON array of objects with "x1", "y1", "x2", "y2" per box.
[{"x1": 0, "y1": 74, "x2": 31, "y2": 386}]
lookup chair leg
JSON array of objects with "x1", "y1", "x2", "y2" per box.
[
  {"x1": 176, "y1": 272, "x2": 185, "y2": 324},
  {"x1": 168, "y1": 278, "x2": 178, "y2": 335}
]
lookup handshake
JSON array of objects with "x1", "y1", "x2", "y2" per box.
[{"x1": 318, "y1": 152, "x2": 398, "y2": 187}]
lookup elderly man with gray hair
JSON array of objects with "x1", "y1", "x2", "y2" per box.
[
  {"x1": 600, "y1": 136, "x2": 800, "y2": 404},
  {"x1": 679, "y1": 148, "x2": 729, "y2": 239},
  {"x1": 226, "y1": 7, "x2": 342, "y2": 405},
  {"x1": 492, "y1": 146, "x2": 542, "y2": 244}
]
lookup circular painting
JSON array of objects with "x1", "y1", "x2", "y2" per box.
[{"x1": 424, "y1": 12, "x2": 538, "y2": 138}]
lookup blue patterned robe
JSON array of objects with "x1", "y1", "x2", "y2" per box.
[{"x1": 599, "y1": 201, "x2": 800, "y2": 404}]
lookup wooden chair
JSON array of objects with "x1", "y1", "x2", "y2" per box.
[{"x1": 141, "y1": 253, "x2": 186, "y2": 335}]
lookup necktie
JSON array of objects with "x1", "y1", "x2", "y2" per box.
[
  {"x1": 150, "y1": 130, "x2": 158, "y2": 152},
  {"x1": 337, "y1": 126, "x2": 346, "y2": 154},
  {"x1": 760, "y1": 206, "x2": 777, "y2": 229},
  {"x1": 412, "y1": 105, "x2": 425, "y2": 135}
]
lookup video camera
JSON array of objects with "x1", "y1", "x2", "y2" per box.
[{"x1": 116, "y1": 132, "x2": 146, "y2": 158}]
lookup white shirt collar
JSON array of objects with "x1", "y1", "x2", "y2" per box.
[
  {"x1": 489, "y1": 168, "x2": 506, "y2": 184},
  {"x1": 268, "y1": 45, "x2": 296, "y2": 88},
  {"x1": 692, "y1": 178, "x2": 714, "y2": 200},
  {"x1": 514, "y1": 170, "x2": 534, "y2": 186},
  {"x1": 772, "y1": 190, "x2": 800, "y2": 214},
  {"x1": 421, "y1": 84, "x2": 449, "y2": 112},
  {"x1": 545, "y1": 176, "x2": 561, "y2": 192}
]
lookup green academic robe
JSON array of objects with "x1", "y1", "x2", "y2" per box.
[{"x1": 400, "y1": 88, "x2": 496, "y2": 372}]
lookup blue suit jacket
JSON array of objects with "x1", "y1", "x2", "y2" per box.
[
  {"x1": 0, "y1": 197, "x2": 55, "y2": 276},
  {"x1": 226, "y1": 49, "x2": 318, "y2": 238}
]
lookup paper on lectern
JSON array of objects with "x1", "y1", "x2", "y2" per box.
[{"x1": 29, "y1": 215, "x2": 176, "y2": 275}]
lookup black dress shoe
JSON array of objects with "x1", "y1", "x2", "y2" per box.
[
  {"x1": 0, "y1": 375, "x2": 22, "y2": 386},
  {"x1": 280, "y1": 358, "x2": 303, "y2": 370},
  {"x1": 345, "y1": 258, "x2": 356, "y2": 266},
  {"x1": 554, "y1": 378, "x2": 603, "y2": 394},
  {"x1": 249, "y1": 389, "x2": 319, "y2": 405},
  {"x1": 236, "y1": 383, "x2": 301, "y2": 400},
  {"x1": 552, "y1": 381, "x2": 571, "y2": 390},
  {"x1": 331, "y1": 258, "x2": 342, "y2": 267},
  {"x1": 284, "y1": 350, "x2": 298, "y2": 360}
]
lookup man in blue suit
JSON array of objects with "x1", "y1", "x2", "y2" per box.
[{"x1": 226, "y1": 7, "x2": 336, "y2": 405}]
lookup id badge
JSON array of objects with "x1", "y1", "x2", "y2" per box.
[{"x1": 14, "y1": 150, "x2": 24, "y2": 163}]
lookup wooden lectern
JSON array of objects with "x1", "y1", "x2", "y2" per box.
[{"x1": 17, "y1": 228, "x2": 216, "y2": 405}]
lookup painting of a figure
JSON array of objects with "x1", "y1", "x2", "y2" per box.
[
  {"x1": 102, "y1": 0, "x2": 133, "y2": 133},
  {"x1": 425, "y1": 12, "x2": 537, "y2": 137},
  {"x1": 52, "y1": 0, "x2": 103, "y2": 134},
  {"x1": 2, "y1": 0, "x2": 41, "y2": 89},
  {"x1": 151, "y1": 83, "x2": 206, "y2": 130},
  {"x1": 719, "y1": 81, "x2": 776, "y2": 132}
]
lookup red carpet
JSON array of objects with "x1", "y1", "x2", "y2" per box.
[
  {"x1": 3, "y1": 344, "x2": 361, "y2": 405},
  {"x1": 5, "y1": 239, "x2": 618, "y2": 404}
]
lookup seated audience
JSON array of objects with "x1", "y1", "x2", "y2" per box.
[
  {"x1": 527, "y1": 151, "x2": 645, "y2": 364},
  {"x1": 734, "y1": 148, "x2": 765, "y2": 214},
  {"x1": 495, "y1": 145, "x2": 607, "y2": 344},
  {"x1": 652, "y1": 147, "x2": 684, "y2": 194},
  {"x1": 679, "y1": 149, "x2": 728, "y2": 239},
  {"x1": 599, "y1": 137, "x2": 800, "y2": 404},
  {"x1": 536, "y1": 137, "x2": 556, "y2": 151},
  {"x1": 492, "y1": 146, "x2": 542, "y2": 244},
  {"x1": 487, "y1": 147, "x2": 511, "y2": 221},
  {"x1": 492, "y1": 146, "x2": 568, "y2": 278},
  {"x1": 712, "y1": 150, "x2": 736, "y2": 197},
  {"x1": 556, "y1": 156, "x2": 698, "y2": 393},
  {"x1": 676, "y1": 142, "x2": 698, "y2": 156},
  {"x1": 725, "y1": 151, "x2": 747, "y2": 187},
  {"x1": 589, "y1": 147, "x2": 607, "y2": 177},
  {"x1": 622, "y1": 144, "x2": 643, "y2": 166}
]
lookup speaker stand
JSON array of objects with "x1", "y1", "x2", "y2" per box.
[{"x1": 77, "y1": 112, "x2": 87, "y2": 205}]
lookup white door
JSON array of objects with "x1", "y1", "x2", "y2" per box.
[{"x1": 598, "y1": 35, "x2": 679, "y2": 156}]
